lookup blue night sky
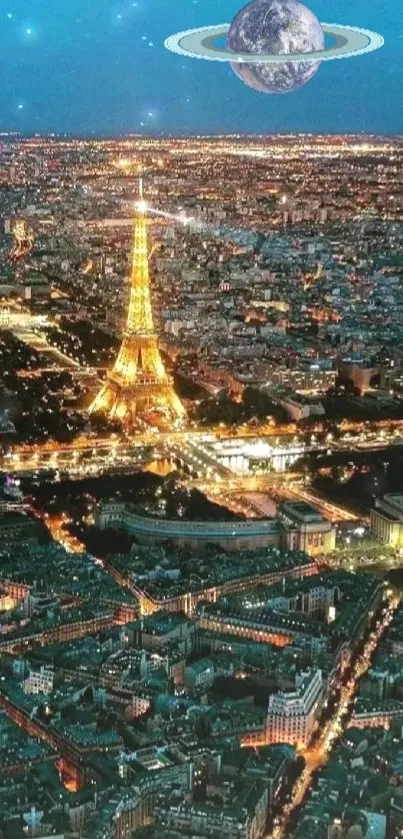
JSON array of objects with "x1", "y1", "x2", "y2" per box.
[{"x1": 0, "y1": 0, "x2": 401, "y2": 135}]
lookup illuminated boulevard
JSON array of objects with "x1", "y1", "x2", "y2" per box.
[
  {"x1": 8, "y1": 416, "x2": 403, "y2": 459},
  {"x1": 266, "y1": 594, "x2": 400, "y2": 839}
]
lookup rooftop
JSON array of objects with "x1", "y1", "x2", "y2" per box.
[{"x1": 281, "y1": 502, "x2": 325, "y2": 523}]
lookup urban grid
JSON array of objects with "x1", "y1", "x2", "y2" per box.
[{"x1": 0, "y1": 130, "x2": 403, "y2": 839}]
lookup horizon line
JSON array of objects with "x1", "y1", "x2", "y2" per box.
[{"x1": 1, "y1": 131, "x2": 403, "y2": 141}]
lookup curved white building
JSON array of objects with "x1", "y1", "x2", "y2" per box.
[{"x1": 266, "y1": 668, "x2": 323, "y2": 749}]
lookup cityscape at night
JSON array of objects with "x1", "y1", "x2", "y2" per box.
[{"x1": 0, "y1": 1, "x2": 403, "y2": 839}]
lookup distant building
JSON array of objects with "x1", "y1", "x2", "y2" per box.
[
  {"x1": 268, "y1": 364, "x2": 336, "y2": 395},
  {"x1": 278, "y1": 393, "x2": 325, "y2": 422},
  {"x1": 95, "y1": 502, "x2": 282, "y2": 552},
  {"x1": 23, "y1": 665, "x2": 54, "y2": 696},
  {"x1": 24, "y1": 589, "x2": 59, "y2": 618},
  {"x1": 95, "y1": 500, "x2": 336, "y2": 557},
  {"x1": 0, "y1": 512, "x2": 42, "y2": 543},
  {"x1": 389, "y1": 791, "x2": 403, "y2": 839},
  {"x1": 279, "y1": 502, "x2": 336, "y2": 556},
  {"x1": 154, "y1": 777, "x2": 268, "y2": 839},
  {"x1": 371, "y1": 494, "x2": 403, "y2": 549},
  {"x1": 185, "y1": 654, "x2": 234, "y2": 689},
  {"x1": 139, "y1": 648, "x2": 185, "y2": 687},
  {"x1": 339, "y1": 356, "x2": 378, "y2": 393},
  {"x1": 128, "y1": 612, "x2": 195, "y2": 655},
  {"x1": 351, "y1": 697, "x2": 403, "y2": 730},
  {"x1": 265, "y1": 577, "x2": 340, "y2": 618}
]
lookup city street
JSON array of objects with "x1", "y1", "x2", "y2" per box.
[{"x1": 266, "y1": 595, "x2": 400, "y2": 839}]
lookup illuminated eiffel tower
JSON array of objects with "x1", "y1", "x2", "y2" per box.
[{"x1": 90, "y1": 181, "x2": 185, "y2": 426}]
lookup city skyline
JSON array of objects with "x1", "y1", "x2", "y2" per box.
[
  {"x1": 0, "y1": 122, "x2": 401, "y2": 839},
  {"x1": 0, "y1": 0, "x2": 399, "y2": 135},
  {"x1": 0, "y1": 2, "x2": 402, "y2": 831}
]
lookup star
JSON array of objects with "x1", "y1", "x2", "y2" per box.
[{"x1": 26, "y1": 28, "x2": 32, "y2": 35}]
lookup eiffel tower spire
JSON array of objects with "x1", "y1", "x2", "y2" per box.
[
  {"x1": 125, "y1": 180, "x2": 155, "y2": 337},
  {"x1": 89, "y1": 183, "x2": 185, "y2": 426}
]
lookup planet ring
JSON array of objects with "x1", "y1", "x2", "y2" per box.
[{"x1": 164, "y1": 23, "x2": 384, "y2": 64}]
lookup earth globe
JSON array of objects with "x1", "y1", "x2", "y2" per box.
[{"x1": 228, "y1": 0, "x2": 325, "y2": 93}]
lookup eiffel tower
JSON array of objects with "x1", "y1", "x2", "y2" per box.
[{"x1": 90, "y1": 181, "x2": 185, "y2": 426}]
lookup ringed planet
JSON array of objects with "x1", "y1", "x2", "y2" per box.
[{"x1": 165, "y1": 0, "x2": 384, "y2": 95}]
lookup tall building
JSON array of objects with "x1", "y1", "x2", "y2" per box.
[
  {"x1": 90, "y1": 182, "x2": 185, "y2": 426},
  {"x1": 371, "y1": 494, "x2": 403, "y2": 548},
  {"x1": 266, "y1": 668, "x2": 323, "y2": 749}
]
